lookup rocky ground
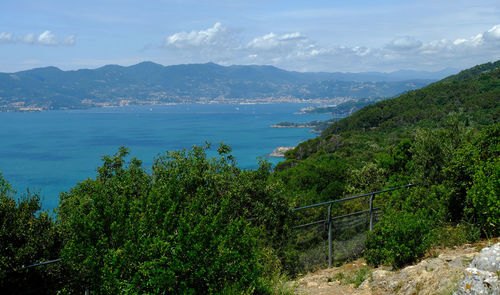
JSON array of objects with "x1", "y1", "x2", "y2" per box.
[
  {"x1": 268, "y1": 147, "x2": 294, "y2": 157},
  {"x1": 290, "y1": 239, "x2": 499, "y2": 295}
]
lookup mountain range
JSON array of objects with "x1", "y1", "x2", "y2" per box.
[{"x1": 0, "y1": 62, "x2": 457, "y2": 111}]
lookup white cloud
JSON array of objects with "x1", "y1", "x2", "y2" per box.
[
  {"x1": 483, "y1": 25, "x2": 500, "y2": 42},
  {"x1": 247, "y1": 32, "x2": 307, "y2": 50},
  {"x1": 22, "y1": 33, "x2": 36, "y2": 44},
  {"x1": 38, "y1": 30, "x2": 57, "y2": 45},
  {"x1": 161, "y1": 23, "x2": 500, "y2": 72},
  {"x1": 63, "y1": 35, "x2": 76, "y2": 46},
  {"x1": 165, "y1": 22, "x2": 230, "y2": 49},
  {"x1": 0, "y1": 32, "x2": 13, "y2": 43},
  {"x1": 387, "y1": 36, "x2": 422, "y2": 51},
  {"x1": 247, "y1": 33, "x2": 280, "y2": 50},
  {"x1": 0, "y1": 31, "x2": 76, "y2": 46},
  {"x1": 420, "y1": 39, "x2": 452, "y2": 55}
]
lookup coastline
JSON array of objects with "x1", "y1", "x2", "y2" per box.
[
  {"x1": 268, "y1": 146, "x2": 294, "y2": 158},
  {"x1": 0, "y1": 97, "x2": 345, "y2": 113}
]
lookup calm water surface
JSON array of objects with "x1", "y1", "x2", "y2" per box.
[{"x1": 0, "y1": 103, "x2": 332, "y2": 209}]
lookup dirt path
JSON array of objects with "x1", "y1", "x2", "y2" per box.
[{"x1": 290, "y1": 239, "x2": 499, "y2": 295}]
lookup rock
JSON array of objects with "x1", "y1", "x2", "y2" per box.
[
  {"x1": 454, "y1": 243, "x2": 500, "y2": 295},
  {"x1": 372, "y1": 269, "x2": 389, "y2": 279},
  {"x1": 307, "y1": 281, "x2": 319, "y2": 287},
  {"x1": 358, "y1": 279, "x2": 370, "y2": 290},
  {"x1": 454, "y1": 267, "x2": 499, "y2": 295},
  {"x1": 439, "y1": 254, "x2": 454, "y2": 262},
  {"x1": 387, "y1": 280, "x2": 401, "y2": 291},
  {"x1": 470, "y1": 244, "x2": 500, "y2": 272},
  {"x1": 268, "y1": 146, "x2": 294, "y2": 157}
]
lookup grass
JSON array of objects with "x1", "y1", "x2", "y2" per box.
[
  {"x1": 328, "y1": 267, "x2": 371, "y2": 288},
  {"x1": 462, "y1": 257, "x2": 473, "y2": 267},
  {"x1": 433, "y1": 223, "x2": 480, "y2": 248}
]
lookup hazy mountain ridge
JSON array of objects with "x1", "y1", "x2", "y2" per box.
[{"x1": 0, "y1": 62, "x2": 453, "y2": 111}]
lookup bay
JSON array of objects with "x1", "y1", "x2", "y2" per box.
[{"x1": 0, "y1": 103, "x2": 332, "y2": 210}]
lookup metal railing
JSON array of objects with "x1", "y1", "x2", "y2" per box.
[
  {"x1": 291, "y1": 184, "x2": 418, "y2": 267},
  {"x1": 21, "y1": 258, "x2": 61, "y2": 269}
]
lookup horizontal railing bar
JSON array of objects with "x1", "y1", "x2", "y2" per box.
[
  {"x1": 331, "y1": 207, "x2": 381, "y2": 221},
  {"x1": 333, "y1": 217, "x2": 372, "y2": 228},
  {"x1": 293, "y1": 207, "x2": 382, "y2": 229},
  {"x1": 291, "y1": 184, "x2": 417, "y2": 212},
  {"x1": 292, "y1": 219, "x2": 327, "y2": 229},
  {"x1": 22, "y1": 258, "x2": 61, "y2": 269}
]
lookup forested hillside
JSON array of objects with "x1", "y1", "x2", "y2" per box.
[
  {"x1": 275, "y1": 60, "x2": 499, "y2": 268},
  {"x1": 280, "y1": 60, "x2": 500, "y2": 165}
]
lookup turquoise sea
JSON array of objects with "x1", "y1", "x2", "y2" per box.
[{"x1": 0, "y1": 103, "x2": 332, "y2": 209}]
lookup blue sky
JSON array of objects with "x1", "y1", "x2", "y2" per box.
[{"x1": 1, "y1": 0, "x2": 499, "y2": 72}]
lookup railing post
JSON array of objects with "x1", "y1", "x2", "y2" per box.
[
  {"x1": 369, "y1": 194, "x2": 374, "y2": 231},
  {"x1": 327, "y1": 203, "x2": 332, "y2": 267}
]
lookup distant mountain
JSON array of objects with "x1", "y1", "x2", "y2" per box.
[
  {"x1": 298, "y1": 68, "x2": 458, "y2": 82},
  {"x1": 0, "y1": 62, "x2": 450, "y2": 111}
]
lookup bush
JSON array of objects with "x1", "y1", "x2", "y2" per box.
[
  {"x1": 465, "y1": 159, "x2": 500, "y2": 236},
  {"x1": 364, "y1": 210, "x2": 434, "y2": 268},
  {"x1": 274, "y1": 153, "x2": 347, "y2": 207},
  {"x1": 433, "y1": 223, "x2": 480, "y2": 248},
  {"x1": 0, "y1": 173, "x2": 63, "y2": 294},
  {"x1": 58, "y1": 145, "x2": 287, "y2": 294}
]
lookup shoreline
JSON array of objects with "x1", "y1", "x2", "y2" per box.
[
  {"x1": 268, "y1": 146, "x2": 294, "y2": 158},
  {"x1": 0, "y1": 98, "x2": 345, "y2": 113}
]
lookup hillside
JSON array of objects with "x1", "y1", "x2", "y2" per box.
[
  {"x1": 0, "y1": 62, "x2": 442, "y2": 111},
  {"x1": 280, "y1": 60, "x2": 500, "y2": 165},
  {"x1": 273, "y1": 60, "x2": 499, "y2": 281}
]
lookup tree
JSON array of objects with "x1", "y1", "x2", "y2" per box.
[
  {"x1": 0, "y1": 173, "x2": 62, "y2": 294},
  {"x1": 58, "y1": 145, "x2": 287, "y2": 294}
]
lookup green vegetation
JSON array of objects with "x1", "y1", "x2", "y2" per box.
[
  {"x1": 0, "y1": 60, "x2": 498, "y2": 292},
  {"x1": 328, "y1": 267, "x2": 371, "y2": 288},
  {"x1": 276, "y1": 60, "x2": 500, "y2": 268},
  {"x1": 271, "y1": 118, "x2": 340, "y2": 133},
  {"x1": 57, "y1": 144, "x2": 288, "y2": 294},
  {"x1": 0, "y1": 173, "x2": 63, "y2": 294},
  {"x1": 303, "y1": 97, "x2": 387, "y2": 116},
  {"x1": 364, "y1": 210, "x2": 435, "y2": 268}
]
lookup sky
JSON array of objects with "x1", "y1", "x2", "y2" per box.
[{"x1": 1, "y1": 0, "x2": 499, "y2": 73}]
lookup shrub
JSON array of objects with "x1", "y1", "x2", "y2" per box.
[
  {"x1": 433, "y1": 223, "x2": 480, "y2": 248},
  {"x1": 274, "y1": 153, "x2": 347, "y2": 206},
  {"x1": 0, "y1": 173, "x2": 63, "y2": 294},
  {"x1": 58, "y1": 145, "x2": 287, "y2": 294},
  {"x1": 364, "y1": 210, "x2": 434, "y2": 268},
  {"x1": 346, "y1": 162, "x2": 388, "y2": 194},
  {"x1": 465, "y1": 159, "x2": 500, "y2": 236}
]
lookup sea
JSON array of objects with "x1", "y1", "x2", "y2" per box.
[{"x1": 0, "y1": 103, "x2": 333, "y2": 210}]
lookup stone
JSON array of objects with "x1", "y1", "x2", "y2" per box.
[
  {"x1": 470, "y1": 244, "x2": 500, "y2": 272},
  {"x1": 454, "y1": 243, "x2": 500, "y2": 295},
  {"x1": 454, "y1": 267, "x2": 498, "y2": 295},
  {"x1": 307, "y1": 281, "x2": 318, "y2": 287},
  {"x1": 358, "y1": 279, "x2": 370, "y2": 290}
]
